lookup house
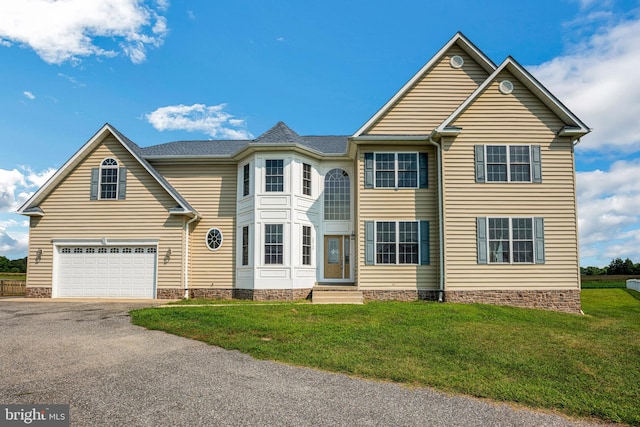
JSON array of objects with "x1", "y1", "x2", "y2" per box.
[{"x1": 17, "y1": 33, "x2": 589, "y2": 313}]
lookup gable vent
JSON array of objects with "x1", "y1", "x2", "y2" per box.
[
  {"x1": 499, "y1": 80, "x2": 514, "y2": 94},
  {"x1": 450, "y1": 55, "x2": 464, "y2": 69}
]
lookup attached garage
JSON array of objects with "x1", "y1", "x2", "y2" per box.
[{"x1": 54, "y1": 243, "x2": 157, "y2": 298}]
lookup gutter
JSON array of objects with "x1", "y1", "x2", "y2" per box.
[
  {"x1": 183, "y1": 215, "x2": 200, "y2": 299},
  {"x1": 428, "y1": 133, "x2": 445, "y2": 302}
]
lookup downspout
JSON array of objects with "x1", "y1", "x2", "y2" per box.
[
  {"x1": 428, "y1": 133, "x2": 445, "y2": 302},
  {"x1": 184, "y1": 215, "x2": 199, "y2": 299}
]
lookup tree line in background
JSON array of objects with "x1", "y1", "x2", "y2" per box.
[
  {"x1": 0, "y1": 256, "x2": 27, "y2": 273},
  {"x1": 581, "y1": 257, "x2": 640, "y2": 276}
]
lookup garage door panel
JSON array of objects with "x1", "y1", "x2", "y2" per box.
[{"x1": 56, "y1": 246, "x2": 156, "y2": 299}]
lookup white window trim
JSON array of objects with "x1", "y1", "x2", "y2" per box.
[
  {"x1": 373, "y1": 152, "x2": 419, "y2": 189},
  {"x1": 242, "y1": 163, "x2": 251, "y2": 198},
  {"x1": 484, "y1": 145, "x2": 532, "y2": 183},
  {"x1": 264, "y1": 223, "x2": 284, "y2": 265},
  {"x1": 301, "y1": 224, "x2": 313, "y2": 266},
  {"x1": 486, "y1": 216, "x2": 535, "y2": 264},
  {"x1": 264, "y1": 159, "x2": 285, "y2": 193},
  {"x1": 205, "y1": 228, "x2": 224, "y2": 252},
  {"x1": 99, "y1": 158, "x2": 119, "y2": 200},
  {"x1": 240, "y1": 225, "x2": 250, "y2": 266},
  {"x1": 374, "y1": 220, "x2": 420, "y2": 265}
]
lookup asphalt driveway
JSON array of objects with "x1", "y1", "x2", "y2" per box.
[{"x1": 0, "y1": 300, "x2": 608, "y2": 426}]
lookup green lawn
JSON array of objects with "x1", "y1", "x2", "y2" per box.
[
  {"x1": 0, "y1": 273, "x2": 26, "y2": 281},
  {"x1": 581, "y1": 274, "x2": 634, "y2": 289},
  {"x1": 130, "y1": 289, "x2": 640, "y2": 425}
]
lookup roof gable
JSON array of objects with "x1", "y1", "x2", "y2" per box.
[
  {"x1": 353, "y1": 32, "x2": 497, "y2": 137},
  {"x1": 434, "y1": 57, "x2": 590, "y2": 138},
  {"x1": 17, "y1": 124, "x2": 198, "y2": 216}
]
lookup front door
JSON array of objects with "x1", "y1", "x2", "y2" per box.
[{"x1": 324, "y1": 235, "x2": 350, "y2": 280}]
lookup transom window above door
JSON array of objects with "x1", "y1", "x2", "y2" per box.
[{"x1": 324, "y1": 168, "x2": 350, "y2": 221}]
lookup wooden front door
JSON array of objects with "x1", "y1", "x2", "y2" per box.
[{"x1": 324, "y1": 235, "x2": 350, "y2": 280}]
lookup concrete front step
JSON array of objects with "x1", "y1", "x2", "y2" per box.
[{"x1": 312, "y1": 289, "x2": 363, "y2": 304}]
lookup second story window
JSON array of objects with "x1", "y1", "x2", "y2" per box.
[
  {"x1": 302, "y1": 163, "x2": 312, "y2": 196},
  {"x1": 100, "y1": 158, "x2": 119, "y2": 199},
  {"x1": 243, "y1": 163, "x2": 250, "y2": 197},
  {"x1": 265, "y1": 159, "x2": 284, "y2": 192},
  {"x1": 364, "y1": 152, "x2": 427, "y2": 189},
  {"x1": 476, "y1": 145, "x2": 541, "y2": 183}
]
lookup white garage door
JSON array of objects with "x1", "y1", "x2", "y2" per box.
[{"x1": 56, "y1": 246, "x2": 157, "y2": 298}]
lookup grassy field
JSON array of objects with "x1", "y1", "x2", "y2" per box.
[
  {"x1": 131, "y1": 288, "x2": 640, "y2": 425},
  {"x1": 581, "y1": 274, "x2": 635, "y2": 289},
  {"x1": 0, "y1": 272, "x2": 26, "y2": 281}
]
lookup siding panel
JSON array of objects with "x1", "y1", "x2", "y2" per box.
[
  {"x1": 441, "y1": 71, "x2": 579, "y2": 291},
  {"x1": 356, "y1": 144, "x2": 439, "y2": 290},
  {"x1": 154, "y1": 162, "x2": 237, "y2": 290},
  {"x1": 367, "y1": 46, "x2": 489, "y2": 134},
  {"x1": 27, "y1": 136, "x2": 185, "y2": 293}
]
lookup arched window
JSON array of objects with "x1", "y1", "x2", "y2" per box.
[
  {"x1": 100, "y1": 158, "x2": 119, "y2": 199},
  {"x1": 324, "y1": 169, "x2": 350, "y2": 220}
]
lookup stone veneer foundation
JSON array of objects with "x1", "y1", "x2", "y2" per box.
[
  {"x1": 362, "y1": 289, "x2": 440, "y2": 302},
  {"x1": 27, "y1": 285, "x2": 582, "y2": 313},
  {"x1": 444, "y1": 289, "x2": 582, "y2": 314},
  {"x1": 157, "y1": 288, "x2": 312, "y2": 301},
  {"x1": 25, "y1": 287, "x2": 52, "y2": 298}
]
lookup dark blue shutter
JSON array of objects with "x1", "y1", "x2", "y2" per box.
[
  {"x1": 419, "y1": 153, "x2": 428, "y2": 188},
  {"x1": 90, "y1": 168, "x2": 99, "y2": 200},
  {"x1": 477, "y1": 217, "x2": 488, "y2": 264},
  {"x1": 474, "y1": 145, "x2": 485, "y2": 183},
  {"x1": 534, "y1": 217, "x2": 545, "y2": 264},
  {"x1": 364, "y1": 153, "x2": 373, "y2": 188},
  {"x1": 365, "y1": 221, "x2": 374, "y2": 265},
  {"x1": 118, "y1": 167, "x2": 127, "y2": 200},
  {"x1": 420, "y1": 220, "x2": 430, "y2": 265},
  {"x1": 531, "y1": 145, "x2": 542, "y2": 183}
]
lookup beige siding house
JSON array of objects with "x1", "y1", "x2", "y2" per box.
[{"x1": 18, "y1": 33, "x2": 589, "y2": 312}]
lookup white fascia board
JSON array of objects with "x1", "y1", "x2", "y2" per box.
[
  {"x1": 351, "y1": 135, "x2": 430, "y2": 141},
  {"x1": 353, "y1": 32, "x2": 497, "y2": 138},
  {"x1": 504, "y1": 59, "x2": 590, "y2": 134},
  {"x1": 434, "y1": 58, "x2": 590, "y2": 136},
  {"x1": 17, "y1": 124, "x2": 114, "y2": 214},
  {"x1": 18, "y1": 123, "x2": 198, "y2": 217},
  {"x1": 106, "y1": 125, "x2": 198, "y2": 216}
]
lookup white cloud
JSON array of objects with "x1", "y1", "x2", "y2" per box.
[
  {"x1": 0, "y1": 167, "x2": 56, "y2": 213},
  {"x1": 146, "y1": 103, "x2": 253, "y2": 139},
  {"x1": 23, "y1": 91, "x2": 35, "y2": 100},
  {"x1": 530, "y1": 9, "x2": 640, "y2": 153},
  {"x1": 577, "y1": 159, "x2": 640, "y2": 266},
  {"x1": 0, "y1": 167, "x2": 55, "y2": 259},
  {"x1": 0, "y1": 0, "x2": 169, "y2": 65},
  {"x1": 57, "y1": 73, "x2": 86, "y2": 88}
]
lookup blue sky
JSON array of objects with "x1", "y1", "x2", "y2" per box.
[{"x1": 1, "y1": 0, "x2": 639, "y2": 267}]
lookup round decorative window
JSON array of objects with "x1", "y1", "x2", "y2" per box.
[
  {"x1": 205, "y1": 228, "x2": 223, "y2": 251},
  {"x1": 450, "y1": 55, "x2": 464, "y2": 69},
  {"x1": 499, "y1": 80, "x2": 514, "y2": 94}
]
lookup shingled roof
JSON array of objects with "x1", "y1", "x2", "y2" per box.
[{"x1": 140, "y1": 122, "x2": 349, "y2": 158}]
